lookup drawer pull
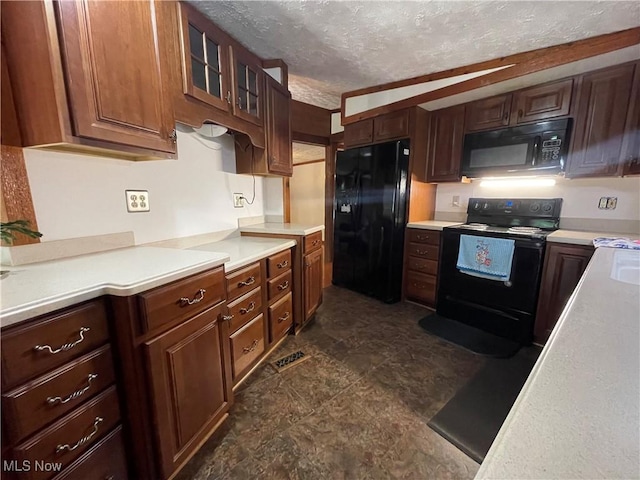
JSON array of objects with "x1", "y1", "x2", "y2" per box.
[
  {"x1": 238, "y1": 276, "x2": 256, "y2": 287},
  {"x1": 239, "y1": 302, "x2": 256, "y2": 315},
  {"x1": 415, "y1": 249, "x2": 429, "y2": 255},
  {"x1": 277, "y1": 281, "x2": 289, "y2": 291},
  {"x1": 277, "y1": 260, "x2": 288, "y2": 269},
  {"x1": 34, "y1": 327, "x2": 90, "y2": 355},
  {"x1": 56, "y1": 416, "x2": 103, "y2": 453},
  {"x1": 242, "y1": 339, "x2": 259, "y2": 354},
  {"x1": 278, "y1": 312, "x2": 290, "y2": 324},
  {"x1": 312, "y1": 239, "x2": 320, "y2": 246},
  {"x1": 179, "y1": 288, "x2": 206, "y2": 306},
  {"x1": 416, "y1": 235, "x2": 429, "y2": 241},
  {"x1": 47, "y1": 373, "x2": 98, "y2": 405},
  {"x1": 222, "y1": 314, "x2": 234, "y2": 322}
]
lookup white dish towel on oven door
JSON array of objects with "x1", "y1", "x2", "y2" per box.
[{"x1": 456, "y1": 234, "x2": 515, "y2": 282}]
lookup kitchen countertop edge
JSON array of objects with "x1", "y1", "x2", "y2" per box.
[
  {"x1": 239, "y1": 222, "x2": 325, "y2": 236},
  {"x1": 406, "y1": 221, "x2": 462, "y2": 231}
]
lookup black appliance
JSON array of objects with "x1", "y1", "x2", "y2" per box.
[
  {"x1": 461, "y1": 119, "x2": 571, "y2": 178},
  {"x1": 332, "y1": 140, "x2": 410, "y2": 303},
  {"x1": 437, "y1": 197, "x2": 562, "y2": 344}
]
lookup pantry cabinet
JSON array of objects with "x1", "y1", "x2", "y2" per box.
[
  {"x1": 427, "y1": 105, "x2": 465, "y2": 182},
  {"x1": 2, "y1": 0, "x2": 177, "y2": 160},
  {"x1": 534, "y1": 243, "x2": 594, "y2": 344}
]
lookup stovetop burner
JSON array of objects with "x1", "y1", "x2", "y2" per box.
[{"x1": 507, "y1": 226, "x2": 542, "y2": 234}]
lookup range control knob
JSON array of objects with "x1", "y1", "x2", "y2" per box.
[
  {"x1": 529, "y1": 202, "x2": 541, "y2": 212},
  {"x1": 472, "y1": 201, "x2": 481, "y2": 211},
  {"x1": 482, "y1": 202, "x2": 491, "y2": 210},
  {"x1": 542, "y1": 203, "x2": 553, "y2": 213}
]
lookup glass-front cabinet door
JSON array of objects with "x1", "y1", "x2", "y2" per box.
[
  {"x1": 231, "y1": 47, "x2": 264, "y2": 126},
  {"x1": 177, "y1": 3, "x2": 230, "y2": 112}
]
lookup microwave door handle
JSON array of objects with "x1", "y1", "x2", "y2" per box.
[{"x1": 531, "y1": 136, "x2": 541, "y2": 166}]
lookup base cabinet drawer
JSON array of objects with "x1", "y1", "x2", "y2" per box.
[
  {"x1": 406, "y1": 272, "x2": 437, "y2": 305},
  {"x1": 230, "y1": 314, "x2": 265, "y2": 380},
  {"x1": 267, "y1": 249, "x2": 291, "y2": 278},
  {"x1": 226, "y1": 263, "x2": 262, "y2": 302},
  {"x1": 269, "y1": 293, "x2": 293, "y2": 342},
  {"x1": 2, "y1": 346, "x2": 116, "y2": 445},
  {"x1": 267, "y1": 270, "x2": 292, "y2": 301},
  {"x1": 226, "y1": 287, "x2": 263, "y2": 334},
  {"x1": 407, "y1": 229, "x2": 441, "y2": 246},
  {"x1": 407, "y1": 242, "x2": 439, "y2": 261},
  {"x1": 52, "y1": 425, "x2": 127, "y2": 480},
  {"x1": 406, "y1": 256, "x2": 438, "y2": 276},
  {"x1": 12, "y1": 386, "x2": 121, "y2": 480}
]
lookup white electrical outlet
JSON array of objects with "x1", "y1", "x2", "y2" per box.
[
  {"x1": 233, "y1": 193, "x2": 244, "y2": 208},
  {"x1": 607, "y1": 197, "x2": 617, "y2": 209},
  {"x1": 598, "y1": 197, "x2": 608, "y2": 209},
  {"x1": 125, "y1": 190, "x2": 150, "y2": 212}
]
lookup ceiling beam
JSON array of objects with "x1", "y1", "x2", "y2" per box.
[{"x1": 340, "y1": 27, "x2": 640, "y2": 125}]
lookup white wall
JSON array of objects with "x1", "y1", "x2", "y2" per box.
[
  {"x1": 23, "y1": 127, "x2": 273, "y2": 244},
  {"x1": 290, "y1": 162, "x2": 325, "y2": 226},
  {"x1": 435, "y1": 176, "x2": 640, "y2": 232}
]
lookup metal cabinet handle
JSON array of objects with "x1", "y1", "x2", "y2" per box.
[
  {"x1": 503, "y1": 112, "x2": 508, "y2": 121},
  {"x1": 226, "y1": 91, "x2": 232, "y2": 104},
  {"x1": 238, "y1": 276, "x2": 255, "y2": 287},
  {"x1": 277, "y1": 281, "x2": 289, "y2": 291},
  {"x1": 276, "y1": 260, "x2": 288, "y2": 269},
  {"x1": 312, "y1": 240, "x2": 320, "y2": 246},
  {"x1": 416, "y1": 249, "x2": 429, "y2": 255},
  {"x1": 518, "y1": 109, "x2": 523, "y2": 118},
  {"x1": 222, "y1": 314, "x2": 234, "y2": 322},
  {"x1": 56, "y1": 417, "x2": 103, "y2": 453},
  {"x1": 416, "y1": 235, "x2": 430, "y2": 241},
  {"x1": 34, "y1": 327, "x2": 90, "y2": 354},
  {"x1": 242, "y1": 339, "x2": 259, "y2": 354},
  {"x1": 47, "y1": 374, "x2": 98, "y2": 405},
  {"x1": 239, "y1": 302, "x2": 255, "y2": 315},
  {"x1": 169, "y1": 129, "x2": 177, "y2": 143},
  {"x1": 180, "y1": 288, "x2": 206, "y2": 306},
  {"x1": 278, "y1": 312, "x2": 290, "y2": 324}
]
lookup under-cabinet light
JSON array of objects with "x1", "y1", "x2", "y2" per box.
[{"x1": 479, "y1": 177, "x2": 556, "y2": 188}]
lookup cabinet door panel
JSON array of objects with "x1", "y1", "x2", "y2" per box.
[
  {"x1": 266, "y1": 76, "x2": 292, "y2": 176},
  {"x1": 56, "y1": 0, "x2": 175, "y2": 153},
  {"x1": 144, "y1": 304, "x2": 231, "y2": 478},
  {"x1": 567, "y1": 64, "x2": 635, "y2": 178},
  {"x1": 303, "y1": 248, "x2": 323, "y2": 320},
  {"x1": 464, "y1": 94, "x2": 511, "y2": 132},
  {"x1": 622, "y1": 62, "x2": 640, "y2": 176},
  {"x1": 231, "y1": 47, "x2": 264, "y2": 126},
  {"x1": 513, "y1": 79, "x2": 573, "y2": 124},
  {"x1": 427, "y1": 105, "x2": 465, "y2": 182},
  {"x1": 534, "y1": 244, "x2": 593, "y2": 344},
  {"x1": 344, "y1": 119, "x2": 374, "y2": 148},
  {"x1": 373, "y1": 110, "x2": 410, "y2": 142}
]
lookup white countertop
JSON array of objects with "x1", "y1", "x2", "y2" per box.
[
  {"x1": 548, "y1": 229, "x2": 640, "y2": 246},
  {"x1": 0, "y1": 247, "x2": 229, "y2": 328},
  {"x1": 189, "y1": 237, "x2": 296, "y2": 272},
  {"x1": 239, "y1": 222, "x2": 324, "y2": 236},
  {"x1": 476, "y1": 247, "x2": 640, "y2": 479},
  {"x1": 406, "y1": 220, "x2": 462, "y2": 231}
]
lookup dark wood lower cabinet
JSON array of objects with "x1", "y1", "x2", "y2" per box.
[
  {"x1": 303, "y1": 248, "x2": 323, "y2": 319},
  {"x1": 534, "y1": 243, "x2": 594, "y2": 344},
  {"x1": 144, "y1": 303, "x2": 232, "y2": 479}
]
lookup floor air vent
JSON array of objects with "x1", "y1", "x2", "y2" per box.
[{"x1": 271, "y1": 350, "x2": 309, "y2": 372}]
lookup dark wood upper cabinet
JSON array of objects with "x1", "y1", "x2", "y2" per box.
[
  {"x1": 343, "y1": 119, "x2": 374, "y2": 148},
  {"x1": 622, "y1": 62, "x2": 640, "y2": 176},
  {"x1": 231, "y1": 47, "x2": 264, "y2": 127},
  {"x1": 567, "y1": 63, "x2": 635, "y2": 178},
  {"x1": 427, "y1": 105, "x2": 465, "y2": 182},
  {"x1": 56, "y1": 0, "x2": 176, "y2": 153},
  {"x1": 373, "y1": 109, "x2": 410, "y2": 142},
  {"x1": 534, "y1": 243, "x2": 594, "y2": 344},
  {"x1": 144, "y1": 303, "x2": 232, "y2": 479},
  {"x1": 265, "y1": 75, "x2": 292, "y2": 176},
  {"x1": 464, "y1": 94, "x2": 512, "y2": 132},
  {"x1": 177, "y1": 2, "x2": 231, "y2": 112},
  {"x1": 513, "y1": 78, "x2": 573, "y2": 124}
]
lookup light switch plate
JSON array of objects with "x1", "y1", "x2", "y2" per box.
[{"x1": 125, "y1": 190, "x2": 150, "y2": 212}]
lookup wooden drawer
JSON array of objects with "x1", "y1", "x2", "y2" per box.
[
  {"x1": 52, "y1": 425, "x2": 127, "y2": 480},
  {"x1": 304, "y1": 231, "x2": 323, "y2": 255},
  {"x1": 1, "y1": 300, "x2": 110, "y2": 390},
  {"x1": 12, "y1": 386, "x2": 121, "y2": 480},
  {"x1": 268, "y1": 292, "x2": 293, "y2": 342},
  {"x1": 138, "y1": 266, "x2": 225, "y2": 334},
  {"x1": 407, "y1": 242, "x2": 440, "y2": 261},
  {"x1": 267, "y1": 249, "x2": 291, "y2": 278},
  {"x1": 227, "y1": 287, "x2": 263, "y2": 334},
  {"x1": 2, "y1": 346, "x2": 115, "y2": 445},
  {"x1": 226, "y1": 263, "x2": 262, "y2": 303},
  {"x1": 230, "y1": 314, "x2": 265, "y2": 380},
  {"x1": 407, "y1": 229, "x2": 441, "y2": 246},
  {"x1": 406, "y1": 271, "x2": 437, "y2": 305},
  {"x1": 267, "y1": 270, "x2": 292, "y2": 302},
  {"x1": 407, "y1": 256, "x2": 438, "y2": 276}
]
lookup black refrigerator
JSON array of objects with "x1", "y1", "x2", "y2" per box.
[{"x1": 332, "y1": 139, "x2": 410, "y2": 303}]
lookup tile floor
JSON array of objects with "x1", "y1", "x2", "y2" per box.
[{"x1": 177, "y1": 286, "x2": 485, "y2": 480}]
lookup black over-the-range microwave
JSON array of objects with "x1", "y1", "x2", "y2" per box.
[{"x1": 461, "y1": 118, "x2": 572, "y2": 178}]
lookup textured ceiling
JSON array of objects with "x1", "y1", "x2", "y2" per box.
[
  {"x1": 292, "y1": 142, "x2": 325, "y2": 164},
  {"x1": 189, "y1": 1, "x2": 640, "y2": 109}
]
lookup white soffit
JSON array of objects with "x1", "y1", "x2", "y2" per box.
[
  {"x1": 420, "y1": 45, "x2": 640, "y2": 111},
  {"x1": 344, "y1": 65, "x2": 513, "y2": 117}
]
